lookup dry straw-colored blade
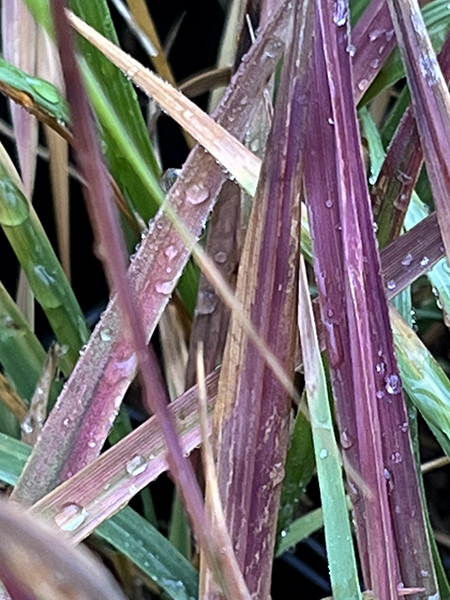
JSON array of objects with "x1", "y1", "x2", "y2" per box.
[{"x1": 67, "y1": 10, "x2": 260, "y2": 196}]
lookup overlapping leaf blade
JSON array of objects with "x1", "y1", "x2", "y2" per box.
[{"x1": 304, "y1": 1, "x2": 437, "y2": 596}]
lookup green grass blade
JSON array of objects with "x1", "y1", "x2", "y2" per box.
[
  {"x1": 277, "y1": 401, "x2": 315, "y2": 539},
  {"x1": 23, "y1": 0, "x2": 162, "y2": 223},
  {"x1": 0, "y1": 280, "x2": 46, "y2": 401},
  {"x1": 391, "y1": 307, "x2": 450, "y2": 457},
  {"x1": 298, "y1": 258, "x2": 361, "y2": 600},
  {"x1": 0, "y1": 156, "x2": 89, "y2": 370},
  {"x1": 0, "y1": 433, "x2": 199, "y2": 600},
  {"x1": 98, "y1": 508, "x2": 198, "y2": 600}
]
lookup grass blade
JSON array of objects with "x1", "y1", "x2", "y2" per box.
[
  {"x1": 0, "y1": 150, "x2": 89, "y2": 371},
  {"x1": 204, "y1": 0, "x2": 314, "y2": 594},
  {"x1": 386, "y1": 0, "x2": 450, "y2": 269},
  {"x1": 304, "y1": 2, "x2": 437, "y2": 594},
  {"x1": 298, "y1": 256, "x2": 361, "y2": 600}
]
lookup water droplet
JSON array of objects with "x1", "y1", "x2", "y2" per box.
[
  {"x1": 126, "y1": 66, "x2": 138, "y2": 78},
  {"x1": 54, "y1": 503, "x2": 87, "y2": 532},
  {"x1": 319, "y1": 448, "x2": 328, "y2": 459},
  {"x1": 88, "y1": 440, "x2": 96, "y2": 448},
  {"x1": 421, "y1": 570, "x2": 430, "y2": 577},
  {"x1": 196, "y1": 290, "x2": 218, "y2": 315},
  {"x1": 264, "y1": 39, "x2": 282, "y2": 58},
  {"x1": 370, "y1": 58, "x2": 380, "y2": 69},
  {"x1": 27, "y1": 77, "x2": 61, "y2": 105},
  {"x1": 384, "y1": 467, "x2": 391, "y2": 480},
  {"x1": 186, "y1": 183, "x2": 209, "y2": 205},
  {"x1": 390, "y1": 451, "x2": 403, "y2": 463},
  {"x1": 0, "y1": 179, "x2": 30, "y2": 226},
  {"x1": 280, "y1": 529, "x2": 288, "y2": 538},
  {"x1": 341, "y1": 429, "x2": 353, "y2": 449},
  {"x1": 385, "y1": 29, "x2": 395, "y2": 41},
  {"x1": 334, "y1": 0, "x2": 348, "y2": 26},
  {"x1": 21, "y1": 418, "x2": 34, "y2": 435},
  {"x1": 369, "y1": 29, "x2": 384, "y2": 41},
  {"x1": 385, "y1": 374, "x2": 402, "y2": 395},
  {"x1": 399, "y1": 421, "x2": 409, "y2": 432},
  {"x1": 346, "y1": 44, "x2": 356, "y2": 56},
  {"x1": 126, "y1": 455, "x2": 148, "y2": 476},
  {"x1": 155, "y1": 280, "x2": 174, "y2": 295},
  {"x1": 373, "y1": 221, "x2": 378, "y2": 233},
  {"x1": 420, "y1": 256, "x2": 429, "y2": 267},
  {"x1": 387, "y1": 280, "x2": 396, "y2": 290},
  {"x1": 325, "y1": 199, "x2": 333, "y2": 208},
  {"x1": 357, "y1": 78, "x2": 368, "y2": 91},
  {"x1": 100, "y1": 328, "x2": 112, "y2": 342},
  {"x1": 401, "y1": 253, "x2": 414, "y2": 266},
  {"x1": 63, "y1": 417, "x2": 70, "y2": 427},
  {"x1": 328, "y1": 117, "x2": 335, "y2": 125},
  {"x1": 376, "y1": 362, "x2": 385, "y2": 373},
  {"x1": 165, "y1": 245, "x2": 178, "y2": 261},
  {"x1": 327, "y1": 308, "x2": 334, "y2": 318},
  {"x1": 376, "y1": 390, "x2": 385, "y2": 399},
  {"x1": 214, "y1": 251, "x2": 227, "y2": 264},
  {"x1": 34, "y1": 265, "x2": 56, "y2": 286}
]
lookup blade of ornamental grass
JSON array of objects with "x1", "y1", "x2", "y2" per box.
[
  {"x1": 11, "y1": 3, "x2": 292, "y2": 506},
  {"x1": 68, "y1": 11, "x2": 260, "y2": 197},
  {"x1": 0, "y1": 434, "x2": 199, "y2": 600},
  {"x1": 298, "y1": 255, "x2": 361, "y2": 600},
  {"x1": 0, "y1": 281, "x2": 46, "y2": 406},
  {"x1": 362, "y1": 109, "x2": 450, "y2": 598},
  {"x1": 304, "y1": 3, "x2": 437, "y2": 596},
  {"x1": 29, "y1": 371, "x2": 218, "y2": 542},
  {"x1": 386, "y1": 0, "x2": 450, "y2": 272},
  {"x1": 369, "y1": 31, "x2": 450, "y2": 249},
  {"x1": 362, "y1": 0, "x2": 450, "y2": 103},
  {"x1": 37, "y1": 28, "x2": 71, "y2": 279},
  {"x1": 0, "y1": 145, "x2": 89, "y2": 372},
  {"x1": 0, "y1": 55, "x2": 70, "y2": 134},
  {"x1": 202, "y1": 0, "x2": 314, "y2": 595},
  {"x1": 0, "y1": 498, "x2": 127, "y2": 600}
]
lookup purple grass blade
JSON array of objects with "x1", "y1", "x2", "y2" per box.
[
  {"x1": 11, "y1": 0, "x2": 290, "y2": 503},
  {"x1": 304, "y1": 1, "x2": 437, "y2": 597},
  {"x1": 32, "y1": 371, "x2": 219, "y2": 544},
  {"x1": 204, "y1": 0, "x2": 314, "y2": 596},
  {"x1": 351, "y1": 0, "x2": 397, "y2": 100},
  {"x1": 185, "y1": 180, "x2": 240, "y2": 388},
  {"x1": 386, "y1": 0, "x2": 450, "y2": 267},
  {"x1": 371, "y1": 32, "x2": 450, "y2": 248}
]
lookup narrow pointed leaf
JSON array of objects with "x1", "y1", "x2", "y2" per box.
[
  {"x1": 205, "y1": 0, "x2": 314, "y2": 594},
  {"x1": 386, "y1": 0, "x2": 450, "y2": 269},
  {"x1": 298, "y1": 257, "x2": 361, "y2": 600},
  {"x1": 304, "y1": 3, "x2": 437, "y2": 596}
]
